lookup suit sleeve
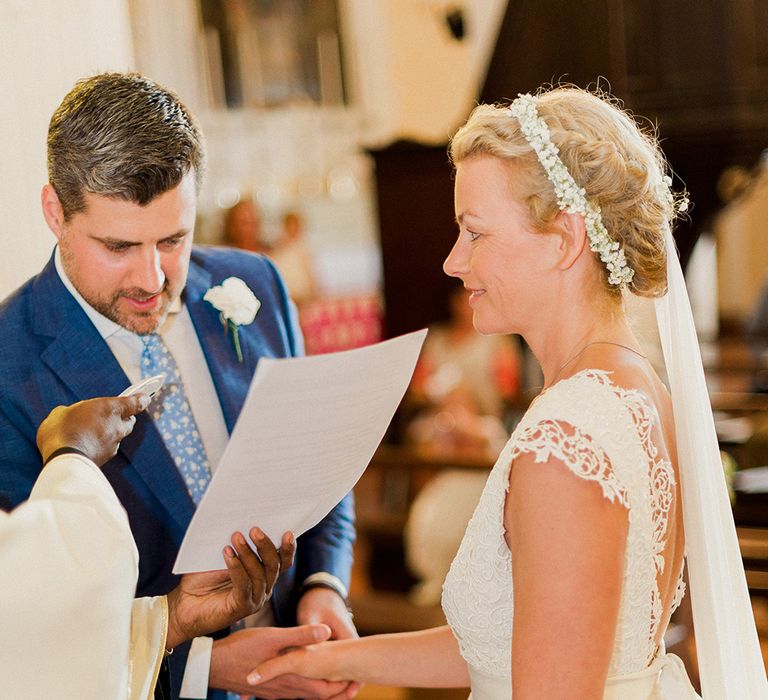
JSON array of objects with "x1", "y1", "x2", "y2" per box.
[
  {"x1": 0, "y1": 401, "x2": 47, "y2": 511},
  {"x1": 294, "y1": 491, "x2": 356, "y2": 588}
]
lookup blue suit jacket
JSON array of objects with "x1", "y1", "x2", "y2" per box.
[{"x1": 0, "y1": 246, "x2": 355, "y2": 698}]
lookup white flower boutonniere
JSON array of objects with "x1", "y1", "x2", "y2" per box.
[{"x1": 204, "y1": 277, "x2": 261, "y2": 362}]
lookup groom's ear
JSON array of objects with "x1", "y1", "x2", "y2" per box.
[
  {"x1": 41, "y1": 184, "x2": 67, "y2": 240},
  {"x1": 552, "y1": 211, "x2": 588, "y2": 271}
]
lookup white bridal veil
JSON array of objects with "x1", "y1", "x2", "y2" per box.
[{"x1": 655, "y1": 224, "x2": 768, "y2": 698}]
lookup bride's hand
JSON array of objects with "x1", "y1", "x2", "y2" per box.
[{"x1": 246, "y1": 639, "x2": 349, "y2": 688}]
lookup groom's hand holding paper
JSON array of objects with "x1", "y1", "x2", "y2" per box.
[{"x1": 174, "y1": 330, "x2": 427, "y2": 574}]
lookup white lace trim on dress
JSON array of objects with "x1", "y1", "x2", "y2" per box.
[
  {"x1": 509, "y1": 419, "x2": 630, "y2": 507},
  {"x1": 442, "y1": 369, "x2": 684, "y2": 683}
]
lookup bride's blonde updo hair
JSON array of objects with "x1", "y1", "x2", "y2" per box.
[{"x1": 449, "y1": 86, "x2": 687, "y2": 298}]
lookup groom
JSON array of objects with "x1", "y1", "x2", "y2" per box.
[{"x1": 0, "y1": 73, "x2": 356, "y2": 699}]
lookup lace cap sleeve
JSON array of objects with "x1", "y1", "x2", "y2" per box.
[
  {"x1": 510, "y1": 418, "x2": 630, "y2": 507},
  {"x1": 505, "y1": 370, "x2": 649, "y2": 508}
]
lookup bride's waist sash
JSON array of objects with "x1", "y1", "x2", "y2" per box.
[
  {"x1": 466, "y1": 667, "x2": 508, "y2": 699},
  {"x1": 467, "y1": 654, "x2": 699, "y2": 700},
  {"x1": 605, "y1": 653, "x2": 700, "y2": 699}
]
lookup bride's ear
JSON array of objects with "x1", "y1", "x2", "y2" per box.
[{"x1": 553, "y1": 211, "x2": 588, "y2": 271}]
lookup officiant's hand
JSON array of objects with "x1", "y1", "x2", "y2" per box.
[
  {"x1": 36, "y1": 394, "x2": 150, "y2": 466},
  {"x1": 165, "y1": 528, "x2": 295, "y2": 649}
]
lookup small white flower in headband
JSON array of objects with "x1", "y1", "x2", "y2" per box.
[
  {"x1": 509, "y1": 93, "x2": 634, "y2": 287},
  {"x1": 657, "y1": 175, "x2": 689, "y2": 213}
]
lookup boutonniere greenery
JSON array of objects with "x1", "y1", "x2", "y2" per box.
[{"x1": 203, "y1": 277, "x2": 261, "y2": 362}]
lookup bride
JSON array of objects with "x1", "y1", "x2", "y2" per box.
[{"x1": 245, "y1": 88, "x2": 767, "y2": 699}]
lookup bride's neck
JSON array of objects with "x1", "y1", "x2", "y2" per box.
[{"x1": 526, "y1": 295, "x2": 634, "y2": 387}]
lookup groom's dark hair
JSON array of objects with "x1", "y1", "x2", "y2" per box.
[{"x1": 47, "y1": 72, "x2": 205, "y2": 220}]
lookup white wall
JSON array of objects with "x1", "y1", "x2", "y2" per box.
[
  {"x1": 339, "y1": 0, "x2": 507, "y2": 146},
  {"x1": 0, "y1": 0, "x2": 134, "y2": 299},
  {"x1": 128, "y1": 0, "x2": 206, "y2": 113}
]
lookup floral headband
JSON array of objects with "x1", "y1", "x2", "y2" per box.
[{"x1": 508, "y1": 93, "x2": 634, "y2": 287}]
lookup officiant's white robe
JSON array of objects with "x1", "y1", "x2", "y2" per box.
[{"x1": 0, "y1": 453, "x2": 166, "y2": 699}]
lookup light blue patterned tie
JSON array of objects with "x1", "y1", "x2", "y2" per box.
[{"x1": 140, "y1": 334, "x2": 212, "y2": 504}]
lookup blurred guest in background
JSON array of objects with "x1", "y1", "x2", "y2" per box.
[
  {"x1": 406, "y1": 284, "x2": 521, "y2": 457},
  {"x1": 271, "y1": 210, "x2": 318, "y2": 307},
  {"x1": 747, "y1": 280, "x2": 768, "y2": 392},
  {"x1": 222, "y1": 198, "x2": 271, "y2": 254}
]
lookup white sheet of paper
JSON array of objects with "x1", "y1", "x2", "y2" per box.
[{"x1": 173, "y1": 329, "x2": 427, "y2": 573}]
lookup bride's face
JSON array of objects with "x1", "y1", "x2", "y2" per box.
[{"x1": 444, "y1": 155, "x2": 555, "y2": 336}]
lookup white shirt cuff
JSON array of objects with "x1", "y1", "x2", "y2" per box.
[
  {"x1": 179, "y1": 636, "x2": 213, "y2": 698},
  {"x1": 302, "y1": 572, "x2": 348, "y2": 600}
]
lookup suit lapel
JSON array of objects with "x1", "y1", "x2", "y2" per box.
[
  {"x1": 35, "y1": 258, "x2": 194, "y2": 530},
  {"x1": 35, "y1": 258, "x2": 128, "y2": 399},
  {"x1": 184, "y1": 261, "x2": 258, "y2": 433}
]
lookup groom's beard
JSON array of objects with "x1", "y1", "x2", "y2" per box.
[{"x1": 78, "y1": 281, "x2": 177, "y2": 334}]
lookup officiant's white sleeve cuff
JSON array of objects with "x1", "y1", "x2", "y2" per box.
[
  {"x1": 129, "y1": 595, "x2": 168, "y2": 700},
  {"x1": 179, "y1": 636, "x2": 213, "y2": 698}
]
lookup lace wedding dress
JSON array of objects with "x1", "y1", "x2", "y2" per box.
[{"x1": 442, "y1": 369, "x2": 701, "y2": 699}]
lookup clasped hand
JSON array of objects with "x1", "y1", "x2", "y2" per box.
[
  {"x1": 208, "y1": 588, "x2": 361, "y2": 698},
  {"x1": 246, "y1": 636, "x2": 350, "y2": 691}
]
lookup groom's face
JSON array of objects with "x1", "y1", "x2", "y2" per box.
[{"x1": 43, "y1": 172, "x2": 197, "y2": 335}]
